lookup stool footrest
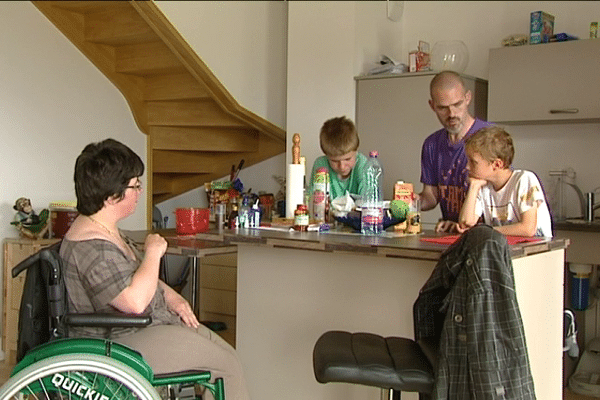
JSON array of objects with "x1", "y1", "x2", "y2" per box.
[{"x1": 313, "y1": 331, "x2": 434, "y2": 394}]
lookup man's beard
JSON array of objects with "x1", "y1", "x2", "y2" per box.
[{"x1": 445, "y1": 118, "x2": 463, "y2": 135}]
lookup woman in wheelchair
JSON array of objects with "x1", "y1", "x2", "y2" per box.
[{"x1": 59, "y1": 138, "x2": 250, "y2": 400}]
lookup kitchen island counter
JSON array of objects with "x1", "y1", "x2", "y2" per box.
[
  {"x1": 123, "y1": 227, "x2": 567, "y2": 400},
  {"x1": 124, "y1": 226, "x2": 567, "y2": 260}
]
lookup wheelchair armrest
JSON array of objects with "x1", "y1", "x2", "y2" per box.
[{"x1": 64, "y1": 313, "x2": 152, "y2": 328}]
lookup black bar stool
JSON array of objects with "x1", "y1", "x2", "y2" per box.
[{"x1": 313, "y1": 330, "x2": 435, "y2": 399}]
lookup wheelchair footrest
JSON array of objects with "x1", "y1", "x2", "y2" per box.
[{"x1": 201, "y1": 321, "x2": 227, "y2": 332}]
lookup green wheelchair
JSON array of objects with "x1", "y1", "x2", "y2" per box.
[{"x1": 0, "y1": 242, "x2": 225, "y2": 400}]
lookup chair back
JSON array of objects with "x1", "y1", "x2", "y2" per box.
[{"x1": 12, "y1": 241, "x2": 66, "y2": 362}]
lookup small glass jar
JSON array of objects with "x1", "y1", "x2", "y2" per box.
[{"x1": 294, "y1": 204, "x2": 309, "y2": 231}]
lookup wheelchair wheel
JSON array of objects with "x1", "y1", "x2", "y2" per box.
[{"x1": 0, "y1": 353, "x2": 161, "y2": 400}]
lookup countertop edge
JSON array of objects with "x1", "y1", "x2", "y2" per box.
[{"x1": 122, "y1": 229, "x2": 569, "y2": 261}]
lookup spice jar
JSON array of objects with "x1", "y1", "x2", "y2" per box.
[{"x1": 293, "y1": 204, "x2": 309, "y2": 231}]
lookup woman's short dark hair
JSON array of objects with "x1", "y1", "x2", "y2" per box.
[{"x1": 74, "y1": 138, "x2": 144, "y2": 215}]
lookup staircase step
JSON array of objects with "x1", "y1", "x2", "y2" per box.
[
  {"x1": 151, "y1": 126, "x2": 258, "y2": 152},
  {"x1": 151, "y1": 175, "x2": 173, "y2": 196},
  {"x1": 33, "y1": 0, "x2": 286, "y2": 209},
  {"x1": 84, "y1": 5, "x2": 156, "y2": 46},
  {"x1": 50, "y1": 1, "x2": 126, "y2": 14},
  {"x1": 145, "y1": 73, "x2": 210, "y2": 101},
  {"x1": 152, "y1": 150, "x2": 219, "y2": 174},
  {"x1": 116, "y1": 41, "x2": 187, "y2": 76},
  {"x1": 153, "y1": 173, "x2": 212, "y2": 203},
  {"x1": 147, "y1": 100, "x2": 246, "y2": 127}
]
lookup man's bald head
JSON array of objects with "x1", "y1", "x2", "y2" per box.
[
  {"x1": 430, "y1": 70, "x2": 467, "y2": 98},
  {"x1": 428, "y1": 70, "x2": 474, "y2": 139}
]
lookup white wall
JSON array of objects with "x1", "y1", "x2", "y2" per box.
[
  {"x1": 154, "y1": 1, "x2": 600, "y2": 226},
  {"x1": 401, "y1": 1, "x2": 600, "y2": 219},
  {"x1": 0, "y1": 2, "x2": 147, "y2": 357},
  {"x1": 155, "y1": 2, "x2": 406, "y2": 226},
  {"x1": 0, "y1": 0, "x2": 598, "y2": 245},
  {"x1": 402, "y1": 1, "x2": 600, "y2": 79},
  {"x1": 287, "y1": 1, "x2": 404, "y2": 174},
  {"x1": 0, "y1": 2, "x2": 148, "y2": 233}
]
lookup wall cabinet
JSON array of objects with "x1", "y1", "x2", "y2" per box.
[
  {"x1": 3, "y1": 238, "x2": 59, "y2": 363},
  {"x1": 488, "y1": 39, "x2": 600, "y2": 124},
  {"x1": 355, "y1": 71, "x2": 488, "y2": 226}
]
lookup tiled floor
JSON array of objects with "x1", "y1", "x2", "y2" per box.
[
  {"x1": 564, "y1": 388, "x2": 599, "y2": 400},
  {"x1": 0, "y1": 357, "x2": 596, "y2": 399}
]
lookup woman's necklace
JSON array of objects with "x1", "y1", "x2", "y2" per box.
[
  {"x1": 86, "y1": 215, "x2": 136, "y2": 260},
  {"x1": 86, "y1": 215, "x2": 122, "y2": 242}
]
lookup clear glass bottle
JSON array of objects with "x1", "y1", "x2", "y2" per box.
[{"x1": 361, "y1": 151, "x2": 384, "y2": 235}]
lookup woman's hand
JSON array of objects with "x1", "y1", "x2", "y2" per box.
[
  {"x1": 144, "y1": 233, "x2": 167, "y2": 261},
  {"x1": 161, "y1": 281, "x2": 200, "y2": 328},
  {"x1": 111, "y1": 233, "x2": 166, "y2": 314}
]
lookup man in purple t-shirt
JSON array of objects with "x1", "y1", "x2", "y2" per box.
[{"x1": 418, "y1": 71, "x2": 492, "y2": 232}]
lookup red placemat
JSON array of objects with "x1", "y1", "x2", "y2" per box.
[{"x1": 420, "y1": 235, "x2": 543, "y2": 246}]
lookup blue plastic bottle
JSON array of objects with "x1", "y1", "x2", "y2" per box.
[
  {"x1": 361, "y1": 151, "x2": 384, "y2": 235},
  {"x1": 238, "y1": 196, "x2": 251, "y2": 228}
]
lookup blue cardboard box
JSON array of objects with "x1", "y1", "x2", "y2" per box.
[{"x1": 530, "y1": 11, "x2": 555, "y2": 44}]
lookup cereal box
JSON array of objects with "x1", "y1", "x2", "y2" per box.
[
  {"x1": 530, "y1": 11, "x2": 554, "y2": 44},
  {"x1": 394, "y1": 181, "x2": 413, "y2": 232}
]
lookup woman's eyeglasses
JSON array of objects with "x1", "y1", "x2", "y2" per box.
[{"x1": 127, "y1": 180, "x2": 143, "y2": 191}]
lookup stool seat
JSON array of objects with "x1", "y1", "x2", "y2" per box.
[{"x1": 313, "y1": 331, "x2": 434, "y2": 395}]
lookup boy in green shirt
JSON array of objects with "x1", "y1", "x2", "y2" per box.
[{"x1": 309, "y1": 116, "x2": 367, "y2": 201}]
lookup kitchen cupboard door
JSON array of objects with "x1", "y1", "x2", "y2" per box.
[
  {"x1": 355, "y1": 72, "x2": 488, "y2": 226},
  {"x1": 199, "y1": 253, "x2": 237, "y2": 348},
  {"x1": 488, "y1": 39, "x2": 600, "y2": 124}
]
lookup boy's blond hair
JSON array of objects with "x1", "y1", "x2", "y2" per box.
[
  {"x1": 319, "y1": 116, "x2": 359, "y2": 157},
  {"x1": 465, "y1": 126, "x2": 514, "y2": 168}
]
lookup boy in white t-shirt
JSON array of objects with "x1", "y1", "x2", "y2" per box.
[{"x1": 458, "y1": 126, "x2": 553, "y2": 237}]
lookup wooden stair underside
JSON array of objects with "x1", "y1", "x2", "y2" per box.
[{"x1": 31, "y1": 0, "x2": 286, "y2": 219}]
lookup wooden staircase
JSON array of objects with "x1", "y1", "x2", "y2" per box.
[{"x1": 31, "y1": 0, "x2": 286, "y2": 222}]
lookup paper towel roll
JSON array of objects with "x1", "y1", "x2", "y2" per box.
[{"x1": 286, "y1": 163, "x2": 305, "y2": 219}]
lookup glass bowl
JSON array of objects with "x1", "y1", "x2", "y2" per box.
[{"x1": 430, "y1": 40, "x2": 469, "y2": 73}]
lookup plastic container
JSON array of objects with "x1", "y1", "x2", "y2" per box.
[
  {"x1": 215, "y1": 203, "x2": 226, "y2": 232},
  {"x1": 312, "y1": 167, "x2": 330, "y2": 223},
  {"x1": 175, "y1": 208, "x2": 210, "y2": 235},
  {"x1": 251, "y1": 201, "x2": 261, "y2": 228},
  {"x1": 361, "y1": 151, "x2": 384, "y2": 235},
  {"x1": 570, "y1": 263, "x2": 593, "y2": 311}
]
